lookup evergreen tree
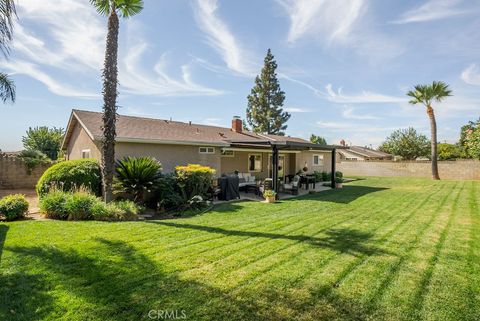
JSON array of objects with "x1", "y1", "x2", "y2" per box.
[
  {"x1": 310, "y1": 134, "x2": 327, "y2": 146},
  {"x1": 246, "y1": 49, "x2": 290, "y2": 135}
]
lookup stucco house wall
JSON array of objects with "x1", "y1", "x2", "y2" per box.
[{"x1": 66, "y1": 122, "x2": 101, "y2": 160}]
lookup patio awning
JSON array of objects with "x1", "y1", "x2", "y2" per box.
[{"x1": 226, "y1": 139, "x2": 340, "y2": 193}]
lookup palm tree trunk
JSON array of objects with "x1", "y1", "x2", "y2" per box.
[
  {"x1": 427, "y1": 106, "x2": 440, "y2": 180},
  {"x1": 101, "y1": 8, "x2": 119, "y2": 202}
]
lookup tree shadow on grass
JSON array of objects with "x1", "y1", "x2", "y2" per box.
[
  {"x1": 288, "y1": 185, "x2": 389, "y2": 204},
  {"x1": 149, "y1": 221, "x2": 387, "y2": 257},
  {"x1": 0, "y1": 224, "x2": 7, "y2": 263}
]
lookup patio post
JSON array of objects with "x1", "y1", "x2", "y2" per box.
[
  {"x1": 331, "y1": 148, "x2": 336, "y2": 189},
  {"x1": 272, "y1": 144, "x2": 279, "y2": 196}
]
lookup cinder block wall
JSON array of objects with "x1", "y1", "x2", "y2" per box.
[
  {"x1": 337, "y1": 160, "x2": 480, "y2": 180},
  {"x1": 0, "y1": 155, "x2": 51, "y2": 189}
]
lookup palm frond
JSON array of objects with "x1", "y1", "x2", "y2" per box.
[
  {"x1": 0, "y1": 0, "x2": 17, "y2": 57},
  {"x1": 116, "y1": 0, "x2": 144, "y2": 18},
  {"x1": 90, "y1": 0, "x2": 112, "y2": 16},
  {"x1": 406, "y1": 81, "x2": 452, "y2": 106},
  {"x1": 0, "y1": 71, "x2": 15, "y2": 103}
]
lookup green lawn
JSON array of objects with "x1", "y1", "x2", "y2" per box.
[{"x1": 1, "y1": 177, "x2": 479, "y2": 321}]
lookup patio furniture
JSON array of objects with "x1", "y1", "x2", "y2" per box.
[
  {"x1": 217, "y1": 175, "x2": 240, "y2": 201},
  {"x1": 283, "y1": 175, "x2": 300, "y2": 195},
  {"x1": 300, "y1": 175, "x2": 316, "y2": 190},
  {"x1": 237, "y1": 172, "x2": 257, "y2": 189},
  {"x1": 245, "y1": 184, "x2": 260, "y2": 195}
]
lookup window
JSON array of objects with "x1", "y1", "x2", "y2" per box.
[
  {"x1": 81, "y1": 149, "x2": 91, "y2": 159},
  {"x1": 221, "y1": 149, "x2": 234, "y2": 157},
  {"x1": 199, "y1": 147, "x2": 215, "y2": 154},
  {"x1": 248, "y1": 154, "x2": 262, "y2": 172},
  {"x1": 313, "y1": 154, "x2": 324, "y2": 166}
]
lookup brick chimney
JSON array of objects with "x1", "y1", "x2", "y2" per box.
[{"x1": 231, "y1": 116, "x2": 242, "y2": 133}]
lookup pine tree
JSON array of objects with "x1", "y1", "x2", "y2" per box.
[{"x1": 246, "y1": 49, "x2": 290, "y2": 135}]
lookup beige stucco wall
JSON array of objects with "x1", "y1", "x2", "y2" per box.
[
  {"x1": 115, "y1": 143, "x2": 222, "y2": 174},
  {"x1": 295, "y1": 150, "x2": 332, "y2": 174},
  {"x1": 67, "y1": 123, "x2": 101, "y2": 160}
]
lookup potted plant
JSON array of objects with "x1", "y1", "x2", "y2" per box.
[
  {"x1": 335, "y1": 177, "x2": 343, "y2": 189},
  {"x1": 263, "y1": 189, "x2": 277, "y2": 203},
  {"x1": 335, "y1": 171, "x2": 344, "y2": 188}
]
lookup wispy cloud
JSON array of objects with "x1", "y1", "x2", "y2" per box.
[
  {"x1": 1, "y1": 60, "x2": 99, "y2": 98},
  {"x1": 277, "y1": 0, "x2": 366, "y2": 44},
  {"x1": 193, "y1": 0, "x2": 256, "y2": 76},
  {"x1": 284, "y1": 107, "x2": 311, "y2": 113},
  {"x1": 342, "y1": 106, "x2": 381, "y2": 120},
  {"x1": 201, "y1": 118, "x2": 223, "y2": 126},
  {"x1": 119, "y1": 42, "x2": 225, "y2": 97},
  {"x1": 392, "y1": 0, "x2": 470, "y2": 24},
  {"x1": 326, "y1": 84, "x2": 406, "y2": 104},
  {"x1": 461, "y1": 63, "x2": 480, "y2": 86}
]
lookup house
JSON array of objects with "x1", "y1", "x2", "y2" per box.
[
  {"x1": 338, "y1": 145, "x2": 393, "y2": 161},
  {"x1": 62, "y1": 110, "x2": 338, "y2": 190}
]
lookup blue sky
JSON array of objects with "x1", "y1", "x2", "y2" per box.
[{"x1": 1, "y1": 0, "x2": 480, "y2": 151}]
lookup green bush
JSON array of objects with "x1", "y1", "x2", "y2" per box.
[
  {"x1": 114, "y1": 156, "x2": 162, "y2": 203},
  {"x1": 36, "y1": 159, "x2": 101, "y2": 197},
  {"x1": 0, "y1": 194, "x2": 29, "y2": 221},
  {"x1": 65, "y1": 192, "x2": 98, "y2": 220},
  {"x1": 40, "y1": 191, "x2": 71, "y2": 219},
  {"x1": 335, "y1": 171, "x2": 343, "y2": 179},
  {"x1": 40, "y1": 190, "x2": 141, "y2": 221},
  {"x1": 175, "y1": 164, "x2": 215, "y2": 201},
  {"x1": 151, "y1": 174, "x2": 184, "y2": 211}
]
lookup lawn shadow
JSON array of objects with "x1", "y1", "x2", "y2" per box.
[
  {"x1": 1, "y1": 238, "x2": 265, "y2": 321},
  {"x1": 0, "y1": 225, "x2": 7, "y2": 263},
  {"x1": 149, "y1": 221, "x2": 387, "y2": 257},
  {"x1": 288, "y1": 185, "x2": 389, "y2": 204}
]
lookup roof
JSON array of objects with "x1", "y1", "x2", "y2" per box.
[
  {"x1": 340, "y1": 146, "x2": 392, "y2": 159},
  {"x1": 62, "y1": 109, "x2": 311, "y2": 149}
]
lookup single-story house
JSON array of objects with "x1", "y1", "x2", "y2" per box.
[
  {"x1": 62, "y1": 110, "x2": 338, "y2": 191},
  {"x1": 338, "y1": 145, "x2": 392, "y2": 161}
]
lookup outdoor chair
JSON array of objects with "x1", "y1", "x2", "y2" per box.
[{"x1": 283, "y1": 175, "x2": 300, "y2": 195}]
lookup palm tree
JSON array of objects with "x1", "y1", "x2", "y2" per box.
[
  {"x1": 90, "y1": 0, "x2": 143, "y2": 202},
  {"x1": 407, "y1": 81, "x2": 452, "y2": 180},
  {"x1": 0, "y1": 0, "x2": 17, "y2": 103}
]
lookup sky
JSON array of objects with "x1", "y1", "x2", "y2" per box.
[{"x1": 1, "y1": 0, "x2": 480, "y2": 151}]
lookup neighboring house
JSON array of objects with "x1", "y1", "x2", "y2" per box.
[
  {"x1": 62, "y1": 110, "x2": 337, "y2": 185},
  {"x1": 338, "y1": 145, "x2": 393, "y2": 161}
]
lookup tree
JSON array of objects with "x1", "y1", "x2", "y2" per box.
[
  {"x1": 246, "y1": 49, "x2": 290, "y2": 135},
  {"x1": 0, "y1": 0, "x2": 17, "y2": 103},
  {"x1": 459, "y1": 119, "x2": 479, "y2": 157},
  {"x1": 437, "y1": 143, "x2": 464, "y2": 160},
  {"x1": 407, "y1": 81, "x2": 452, "y2": 179},
  {"x1": 91, "y1": 0, "x2": 143, "y2": 202},
  {"x1": 379, "y1": 127, "x2": 430, "y2": 160},
  {"x1": 22, "y1": 126, "x2": 65, "y2": 160},
  {"x1": 310, "y1": 134, "x2": 327, "y2": 146},
  {"x1": 464, "y1": 120, "x2": 480, "y2": 159}
]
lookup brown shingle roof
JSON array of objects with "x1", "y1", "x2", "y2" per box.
[
  {"x1": 67, "y1": 109, "x2": 309, "y2": 146},
  {"x1": 348, "y1": 146, "x2": 392, "y2": 159}
]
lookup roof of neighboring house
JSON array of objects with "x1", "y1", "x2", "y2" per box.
[
  {"x1": 340, "y1": 145, "x2": 392, "y2": 159},
  {"x1": 62, "y1": 109, "x2": 311, "y2": 149}
]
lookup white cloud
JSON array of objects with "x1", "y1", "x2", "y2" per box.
[
  {"x1": 461, "y1": 64, "x2": 480, "y2": 86},
  {"x1": 342, "y1": 106, "x2": 381, "y2": 120},
  {"x1": 392, "y1": 0, "x2": 470, "y2": 24},
  {"x1": 119, "y1": 42, "x2": 225, "y2": 96},
  {"x1": 201, "y1": 118, "x2": 223, "y2": 126},
  {"x1": 326, "y1": 84, "x2": 406, "y2": 104},
  {"x1": 284, "y1": 107, "x2": 310, "y2": 113},
  {"x1": 193, "y1": 0, "x2": 256, "y2": 76},
  {"x1": 1, "y1": 60, "x2": 99, "y2": 98},
  {"x1": 277, "y1": 0, "x2": 366, "y2": 44}
]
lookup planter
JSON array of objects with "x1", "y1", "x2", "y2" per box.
[
  {"x1": 265, "y1": 196, "x2": 276, "y2": 203},
  {"x1": 335, "y1": 183, "x2": 343, "y2": 189}
]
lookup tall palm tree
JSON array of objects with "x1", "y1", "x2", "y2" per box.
[
  {"x1": 407, "y1": 81, "x2": 452, "y2": 180},
  {"x1": 90, "y1": 0, "x2": 143, "y2": 202},
  {"x1": 0, "y1": 0, "x2": 17, "y2": 103}
]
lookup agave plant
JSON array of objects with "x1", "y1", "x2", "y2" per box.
[{"x1": 114, "y1": 156, "x2": 162, "y2": 203}]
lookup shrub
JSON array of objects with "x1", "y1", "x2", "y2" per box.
[
  {"x1": 335, "y1": 171, "x2": 343, "y2": 179},
  {"x1": 65, "y1": 192, "x2": 98, "y2": 220},
  {"x1": 40, "y1": 190, "x2": 141, "y2": 221},
  {"x1": 152, "y1": 174, "x2": 184, "y2": 211},
  {"x1": 175, "y1": 164, "x2": 215, "y2": 200},
  {"x1": 0, "y1": 194, "x2": 29, "y2": 221},
  {"x1": 114, "y1": 156, "x2": 162, "y2": 203},
  {"x1": 263, "y1": 190, "x2": 276, "y2": 198},
  {"x1": 36, "y1": 159, "x2": 101, "y2": 197},
  {"x1": 40, "y1": 191, "x2": 71, "y2": 219},
  {"x1": 313, "y1": 171, "x2": 322, "y2": 182},
  {"x1": 19, "y1": 149, "x2": 52, "y2": 174}
]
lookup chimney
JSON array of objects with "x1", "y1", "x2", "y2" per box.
[
  {"x1": 340, "y1": 139, "x2": 346, "y2": 146},
  {"x1": 231, "y1": 116, "x2": 242, "y2": 133}
]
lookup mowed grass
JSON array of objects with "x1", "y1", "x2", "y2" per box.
[{"x1": 1, "y1": 177, "x2": 479, "y2": 321}]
